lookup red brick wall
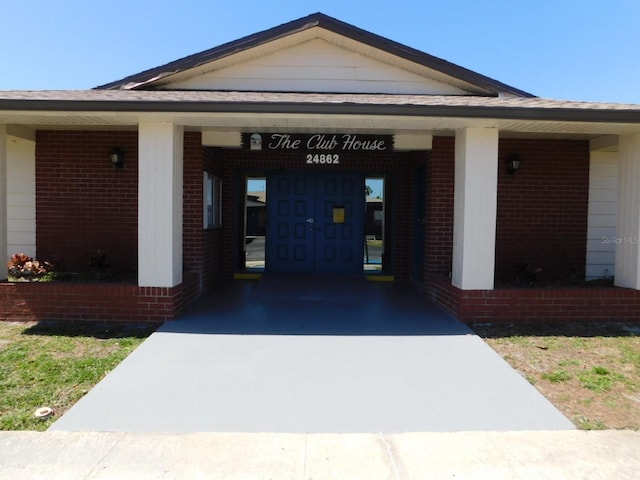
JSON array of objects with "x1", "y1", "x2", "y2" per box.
[
  {"x1": 36, "y1": 130, "x2": 218, "y2": 288},
  {"x1": 430, "y1": 277, "x2": 640, "y2": 323},
  {"x1": 496, "y1": 139, "x2": 589, "y2": 284},
  {"x1": 25, "y1": 130, "x2": 214, "y2": 322},
  {"x1": 183, "y1": 131, "x2": 203, "y2": 279},
  {"x1": 424, "y1": 137, "x2": 455, "y2": 280},
  {"x1": 182, "y1": 132, "x2": 226, "y2": 301},
  {"x1": 200, "y1": 148, "x2": 225, "y2": 289},
  {"x1": 423, "y1": 137, "x2": 622, "y2": 323},
  {"x1": 394, "y1": 162, "x2": 415, "y2": 281},
  {"x1": 423, "y1": 137, "x2": 590, "y2": 287},
  {"x1": 27, "y1": 130, "x2": 597, "y2": 323},
  {"x1": 36, "y1": 131, "x2": 138, "y2": 275},
  {"x1": 0, "y1": 282, "x2": 183, "y2": 323}
]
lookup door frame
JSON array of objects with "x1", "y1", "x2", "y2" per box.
[{"x1": 234, "y1": 163, "x2": 400, "y2": 278}]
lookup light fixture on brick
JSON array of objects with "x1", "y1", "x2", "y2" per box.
[
  {"x1": 110, "y1": 147, "x2": 125, "y2": 169},
  {"x1": 507, "y1": 154, "x2": 521, "y2": 175}
]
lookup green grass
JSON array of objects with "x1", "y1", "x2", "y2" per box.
[
  {"x1": 620, "y1": 343, "x2": 640, "y2": 369},
  {"x1": 558, "y1": 359, "x2": 582, "y2": 367},
  {"x1": 0, "y1": 321, "x2": 156, "y2": 431},
  {"x1": 574, "y1": 416, "x2": 607, "y2": 431},
  {"x1": 578, "y1": 366, "x2": 623, "y2": 392},
  {"x1": 495, "y1": 335, "x2": 533, "y2": 347},
  {"x1": 542, "y1": 369, "x2": 572, "y2": 383},
  {"x1": 571, "y1": 337, "x2": 590, "y2": 349}
]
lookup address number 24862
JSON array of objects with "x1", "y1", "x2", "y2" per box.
[{"x1": 306, "y1": 154, "x2": 340, "y2": 165}]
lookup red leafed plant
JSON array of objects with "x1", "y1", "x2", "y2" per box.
[{"x1": 7, "y1": 253, "x2": 54, "y2": 281}]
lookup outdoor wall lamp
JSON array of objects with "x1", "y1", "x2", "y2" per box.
[
  {"x1": 110, "y1": 147, "x2": 125, "y2": 169},
  {"x1": 507, "y1": 154, "x2": 521, "y2": 175}
]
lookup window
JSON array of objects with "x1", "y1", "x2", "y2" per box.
[{"x1": 204, "y1": 172, "x2": 222, "y2": 228}]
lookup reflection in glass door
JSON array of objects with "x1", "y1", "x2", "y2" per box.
[
  {"x1": 364, "y1": 177, "x2": 384, "y2": 272},
  {"x1": 245, "y1": 176, "x2": 266, "y2": 270}
]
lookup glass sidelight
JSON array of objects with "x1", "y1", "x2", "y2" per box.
[
  {"x1": 364, "y1": 177, "x2": 384, "y2": 272},
  {"x1": 245, "y1": 176, "x2": 266, "y2": 270}
]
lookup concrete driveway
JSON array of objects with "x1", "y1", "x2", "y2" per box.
[{"x1": 50, "y1": 276, "x2": 574, "y2": 433}]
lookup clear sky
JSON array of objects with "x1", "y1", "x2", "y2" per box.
[{"x1": 1, "y1": 0, "x2": 639, "y2": 104}]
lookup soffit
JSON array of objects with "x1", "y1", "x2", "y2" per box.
[{"x1": 2, "y1": 111, "x2": 640, "y2": 139}]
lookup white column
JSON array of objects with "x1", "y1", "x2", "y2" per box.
[
  {"x1": 7, "y1": 135, "x2": 36, "y2": 258},
  {"x1": 614, "y1": 134, "x2": 640, "y2": 289},
  {"x1": 138, "y1": 122, "x2": 183, "y2": 287},
  {"x1": 585, "y1": 151, "x2": 617, "y2": 280},
  {"x1": 452, "y1": 127, "x2": 499, "y2": 290},
  {"x1": 0, "y1": 125, "x2": 7, "y2": 280}
]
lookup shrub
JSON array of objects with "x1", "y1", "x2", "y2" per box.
[
  {"x1": 89, "y1": 249, "x2": 111, "y2": 279},
  {"x1": 7, "y1": 253, "x2": 54, "y2": 281}
]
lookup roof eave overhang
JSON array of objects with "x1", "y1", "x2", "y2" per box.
[{"x1": 1, "y1": 99, "x2": 639, "y2": 124}]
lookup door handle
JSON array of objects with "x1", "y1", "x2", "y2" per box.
[{"x1": 306, "y1": 217, "x2": 315, "y2": 224}]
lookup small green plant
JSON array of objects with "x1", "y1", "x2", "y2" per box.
[
  {"x1": 6, "y1": 253, "x2": 54, "y2": 282},
  {"x1": 513, "y1": 262, "x2": 543, "y2": 285},
  {"x1": 578, "y1": 366, "x2": 622, "y2": 392},
  {"x1": 574, "y1": 416, "x2": 607, "y2": 430},
  {"x1": 542, "y1": 370, "x2": 572, "y2": 383},
  {"x1": 580, "y1": 397, "x2": 594, "y2": 407},
  {"x1": 558, "y1": 359, "x2": 582, "y2": 367},
  {"x1": 571, "y1": 337, "x2": 589, "y2": 349},
  {"x1": 620, "y1": 343, "x2": 640, "y2": 369}
]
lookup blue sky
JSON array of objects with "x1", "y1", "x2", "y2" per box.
[{"x1": 1, "y1": 0, "x2": 639, "y2": 103}]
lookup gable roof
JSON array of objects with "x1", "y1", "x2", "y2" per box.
[{"x1": 96, "y1": 12, "x2": 534, "y2": 98}]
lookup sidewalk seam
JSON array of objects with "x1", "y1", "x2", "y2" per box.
[
  {"x1": 303, "y1": 433, "x2": 309, "y2": 479},
  {"x1": 379, "y1": 432, "x2": 401, "y2": 480},
  {"x1": 82, "y1": 432, "x2": 126, "y2": 480}
]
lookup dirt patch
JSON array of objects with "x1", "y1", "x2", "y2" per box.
[{"x1": 471, "y1": 322, "x2": 640, "y2": 430}]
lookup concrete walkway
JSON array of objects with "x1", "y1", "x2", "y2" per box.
[
  {"x1": 50, "y1": 276, "x2": 573, "y2": 432},
  {"x1": 2, "y1": 430, "x2": 638, "y2": 479}
]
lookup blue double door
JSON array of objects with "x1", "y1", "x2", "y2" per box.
[{"x1": 266, "y1": 173, "x2": 365, "y2": 274}]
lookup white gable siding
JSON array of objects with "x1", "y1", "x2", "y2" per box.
[
  {"x1": 7, "y1": 136, "x2": 36, "y2": 258},
  {"x1": 586, "y1": 151, "x2": 618, "y2": 280},
  {"x1": 167, "y1": 38, "x2": 469, "y2": 95}
]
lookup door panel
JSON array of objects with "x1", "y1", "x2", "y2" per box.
[
  {"x1": 267, "y1": 174, "x2": 314, "y2": 273},
  {"x1": 267, "y1": 173, "x2": 364, "y2": 274},
  {"x1": 314, "y1": 175, "x2": 363, "y2": 273}
]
